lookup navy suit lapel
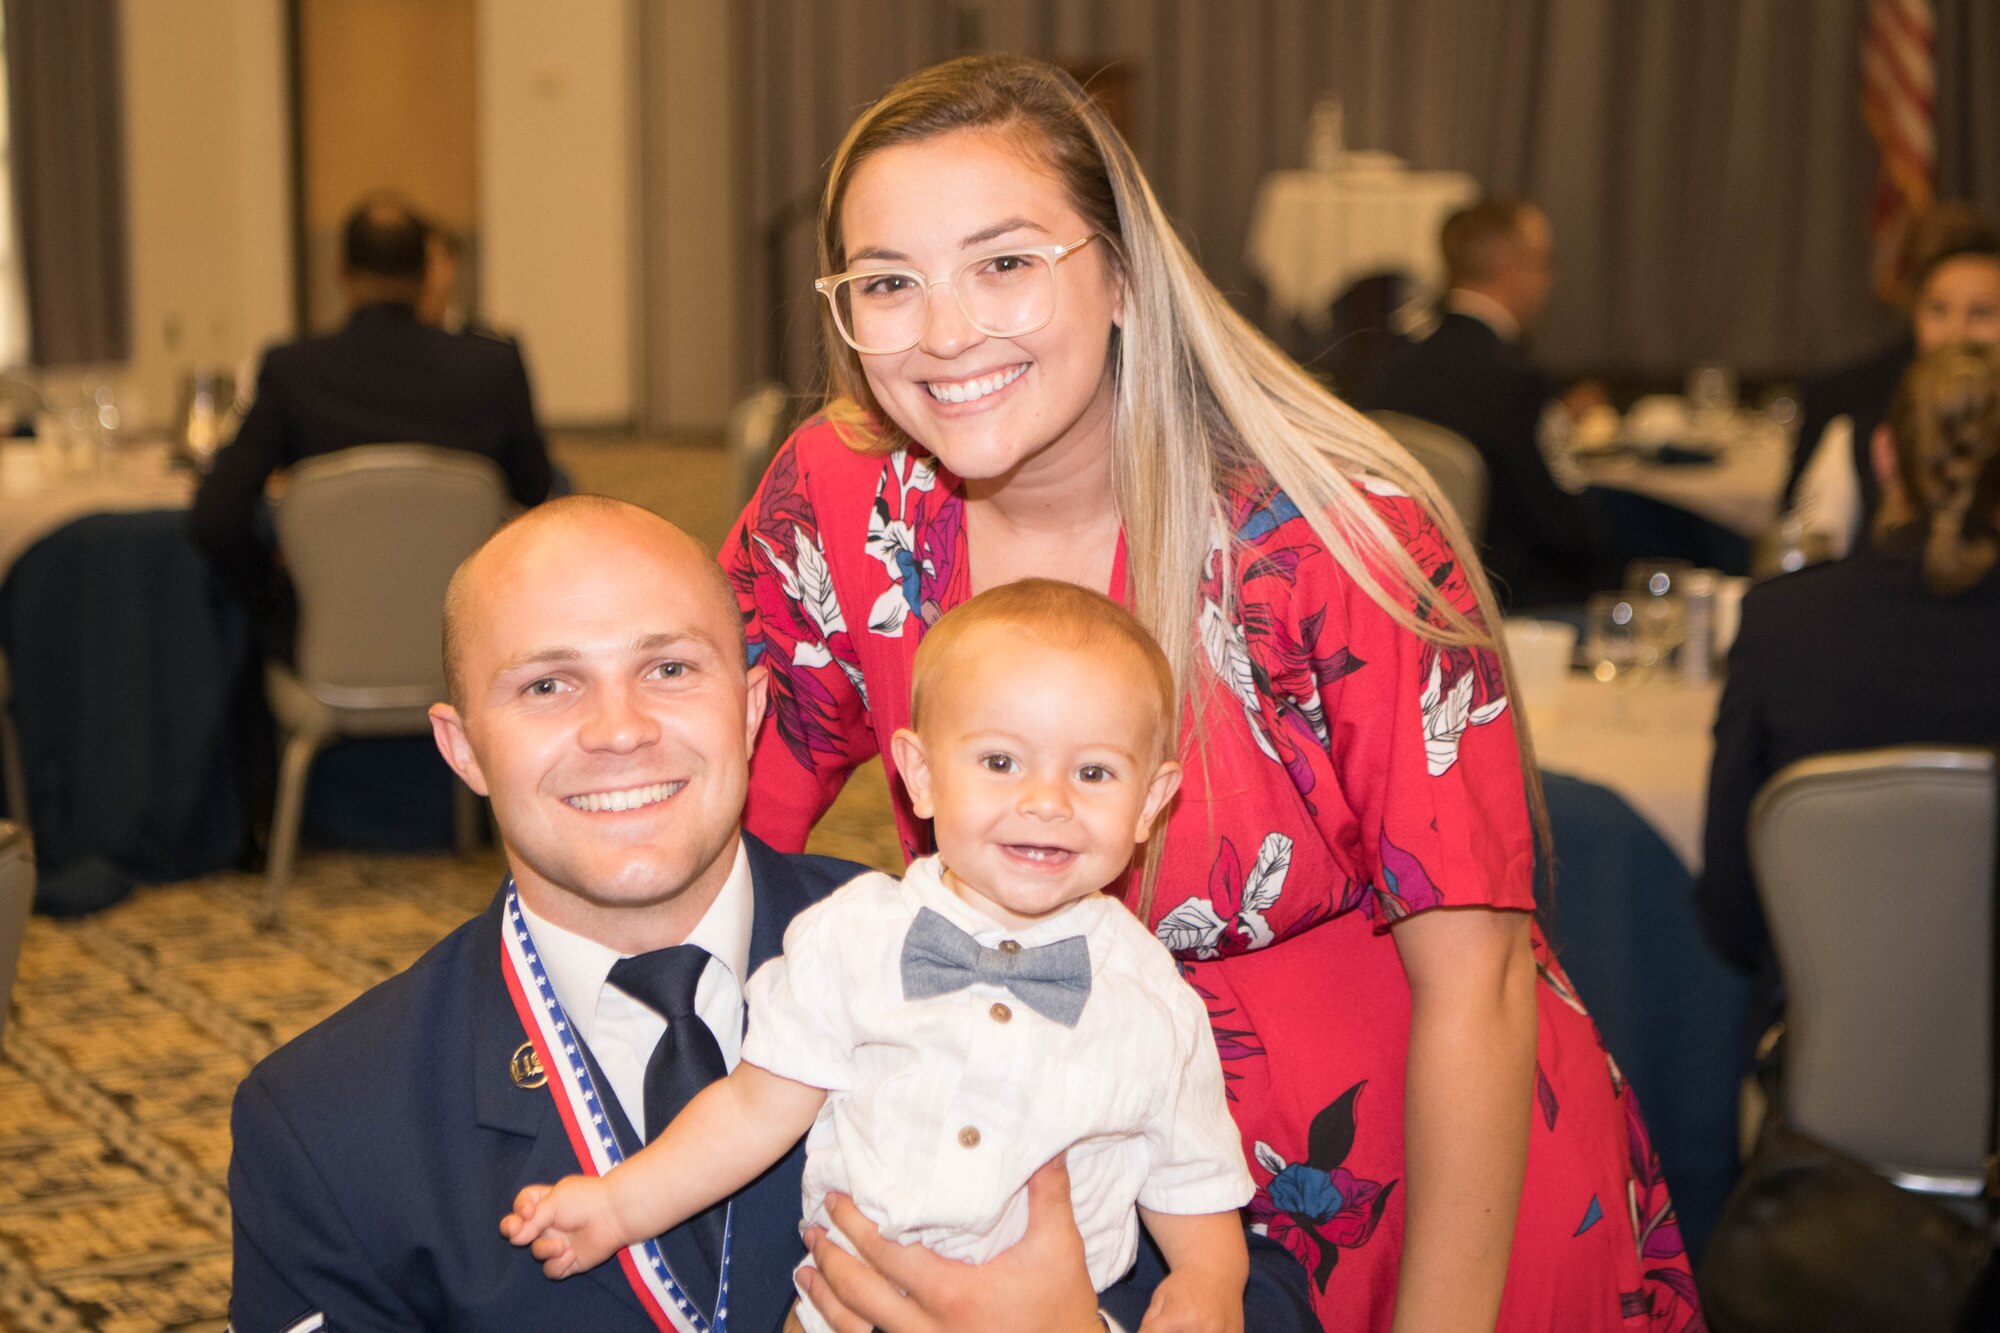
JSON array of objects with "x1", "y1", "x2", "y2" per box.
[
  {"x1": 461, "y1": 847, "x2": 834, "y2": 1333},
  {"x1": 469, "y1": 891, "x2": 652, "y2": 1322},
  {"x1": 744, "y1": 834, "x2": 814, "y2": 975}
]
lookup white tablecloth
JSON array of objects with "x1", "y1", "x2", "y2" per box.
[
  {"x1": 1528, "y1": 676, "x2": 1720, "y2": 872},
  {"x1": 1245, "y1": 166, "x2": 1478, "y2": 329},
  {"x1": 0, "y1": 441, "x2": 194, "y2": 583},
  {"x1": 1574, "y1": 413, "x2": 1790, "y2": 540}
]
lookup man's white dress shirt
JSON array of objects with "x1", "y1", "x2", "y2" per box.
[{"x1": 516, "y1": 840, "x2": 755, "y2": 1136}]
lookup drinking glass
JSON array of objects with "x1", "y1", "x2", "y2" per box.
[
  {"x1": 1625, "y1": 557, "x2": 1694, "y2": 600},
  {"x1": 1624, "y1": 559, "x2": 1690, "y2": 674},
  {"x1": 1686, "y1": 363, "x2": 1738, "y2": 421},
  {"x1": 1583, "y1": 593, "x2": 1646, "y2": 684}
]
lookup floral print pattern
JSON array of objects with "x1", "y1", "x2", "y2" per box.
[{"x1": 1249, "y1": 1082, "x2": 1399, "y2": 1291}]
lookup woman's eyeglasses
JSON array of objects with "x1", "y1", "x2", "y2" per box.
[{"x1": 814, "y1": 235, "x2": 1099, "y2": 356}]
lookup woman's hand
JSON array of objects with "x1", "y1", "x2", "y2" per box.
[{"x1": 796, "y1": 1155, "x2": 1104, "y2": 1333}]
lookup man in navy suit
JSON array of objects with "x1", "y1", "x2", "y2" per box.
[
  {"x1": 1364, "y1": 197, "x2": 1611, "y2": 610},
  {"x1": 189, "y1": 194, "x2": 552, "y2": 648},
  {"x1": 228, "y1": 497, "x2": 852, "y2": 1332},
  {"x1": 227, "y1": 497, "x2": 1322, "y2": 1333}
]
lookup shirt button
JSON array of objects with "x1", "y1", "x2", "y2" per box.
[
  {"x1": 958, "y1": 1125, "x2": 982, "y2": 1149},
  {"x1": 990, "y1": 1002, "x2": 1012, "y2": 1024},
  {"x1": 998, "y1": 939, "x2": 1021, "y2": 955}
]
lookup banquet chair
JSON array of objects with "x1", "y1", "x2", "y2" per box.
[
  {"x1": 1748, "y1": 746, "x2": 1997, "y2": 1200},
  {"x1": 0, "y1": 373, "x2": 43, "y2": 435},
  {"x1": 0, "y1": 651, "x2": 25, "y2": 825},
  {"x1": 263, "y1": 446, "x2": 509, "y2": 925},
  {"x1": 0, "y1": 822, "x2": 33, "y2": 1048},
  {"x1": 725, "y1": 380, "x2": 794, "y2": 513},
  {"x1": 1367, "y1": 410, "x2": 1489, "y2": 542}
]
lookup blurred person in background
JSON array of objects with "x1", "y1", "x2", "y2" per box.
[
  {"x1": 1699, "y1": 343, "x2": 2000, "y2": 1052},
  {"x1": 189, "y1": 191, "x2": 552, "y2": 661},
  {"x1": 1782, "y1": 202, "x2": 1992, "y2": 508},
  {"x1": 1784, "y1": 213, "x2": 2000, "y2": 557},
  {"x1": 1362, "y1": 197, "x2": 1613, "y2": 611}
]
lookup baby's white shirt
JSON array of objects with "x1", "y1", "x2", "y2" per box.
[{"x1": 740, "y1": 856, "x2": 1253, "y2": 1292}]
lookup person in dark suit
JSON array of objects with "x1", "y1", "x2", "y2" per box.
[
  {"x1": 1698, "y1": 344, "x2": 2000, "y2": 1051},
  {"x1": 227, "y1": 497, "x2": 1321, "y2": 1333},
  {"x1": 189, "y1": 194, "x2": 552, "y2": 641},
  {"x1": 1361, "y1": 197, "x2": 1610, "y2": 610}
]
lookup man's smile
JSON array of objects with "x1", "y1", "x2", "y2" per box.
[{"x1": 561, "y1": 781, "x2": 685, "y2": 814}]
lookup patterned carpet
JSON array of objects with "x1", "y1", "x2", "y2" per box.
[{"x1": 0, "y1": 435, "x2": 903, "y2": 1331}]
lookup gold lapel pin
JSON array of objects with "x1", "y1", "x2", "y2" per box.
[{"x1": 509, "y1": 1041, "x2": 548, "y2": 1090}]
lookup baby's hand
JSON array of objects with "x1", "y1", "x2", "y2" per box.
[
  {"x1": 1136, "y1": 1272, "x2": 1243, "y2": 1333},
  {"x1": 499, "y1": 1176, "x2": 625, "y2": 1279}
]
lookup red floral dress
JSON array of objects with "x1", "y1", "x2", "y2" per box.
[{"x1": 725, "y1": 418, "x2": 1704, "y2": 1331}]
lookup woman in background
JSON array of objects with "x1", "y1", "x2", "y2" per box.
[
  {"x1": 1700, "y1": 343, "x2": 2000, "y2": 1036},
  {"x1": 728, "y1": 54, "x2": 1701, "y2": 1332},
  {"x1": 1788, "y1": 231, "x2": 2000, "y2": 555}
]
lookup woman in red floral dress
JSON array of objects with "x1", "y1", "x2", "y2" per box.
[{"x1": 726, "y1": 55, "x2": 1704, "y2": 1333}]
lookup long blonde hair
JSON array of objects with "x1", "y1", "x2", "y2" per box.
[
  {"x1": 1876, "y1": 342, "x2": 2000, "y2": 596},
  {"x1": 815, "y1": 55, "x2": 1548, "y2": 911}
]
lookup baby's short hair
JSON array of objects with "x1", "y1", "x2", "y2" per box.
[{"x1": 909, "y1": 579, "x2": 1178, "y2": 757}]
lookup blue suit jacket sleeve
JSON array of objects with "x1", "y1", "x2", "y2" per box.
[{"x1": 229, "y1": 1072, "x2": 421, "y2": 1332}]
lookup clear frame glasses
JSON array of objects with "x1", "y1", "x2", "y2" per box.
[{"x1": 814, "y1": 234, "x2": 1099, "y2": 356}]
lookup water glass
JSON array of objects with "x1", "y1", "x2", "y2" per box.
[
  {"x1": 1624, "y1": 559, "x2": 1690, "y2": 672},
  {"x1": 1583, "y1": 593, "x2": 1646, "y2": 684},
  {"x1": 1625, "y1": 557, "x2": 1695, "y2": 599},
  {"x1": 1686, "y1": 363, "x2": 1738, "y2": 421}
]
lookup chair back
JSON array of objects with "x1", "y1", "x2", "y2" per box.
[
  {"x1": 1750, "y1": 746, "x2": 1998, "y2": 1192},
  {"x1": 1367, "y1": 410, "x2": 1490, "y2": 542},
  {"x1": 276, "y1": 445, "x2": 509, "y2": 709},
  {"x1": 0, "y1": 822, "x2": 33, "y2": 1047},
  {"x1": 0, "y1": 373, "x2": 43, "y2": 431},
  {"x1": 726, "y1": 381, "x2": 795, "y2": 513}
]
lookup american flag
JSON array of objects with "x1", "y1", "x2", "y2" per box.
[{"x1": 1861, "y1": 0, "x2": 1936, "y2": 302}]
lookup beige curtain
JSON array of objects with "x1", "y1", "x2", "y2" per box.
[
  {"x1": 4, "y1": 0, "x2": 130, "y2": 367},
  {"x1": 738, "y1": 0, "x2": 1999, "y2": 389}
]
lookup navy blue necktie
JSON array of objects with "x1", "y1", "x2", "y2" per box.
[{"x1": 607, "y1": 945, "x2": 728, "y2": 1268}]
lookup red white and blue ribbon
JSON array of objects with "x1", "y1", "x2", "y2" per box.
[{"x1": 500, "y1": 880, "x2": 733, "y2": 1333}]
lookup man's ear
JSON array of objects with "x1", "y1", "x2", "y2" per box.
[
  {"x1": 1133, "y1": 760, "x2": 1183, "y2": 843},
  {"x1": 889, "y1": 728, "x2": 935, "y2": 820},
  {"x1": 743, "y1": 664, "x2": 770, "y2": 752},
  {"x1": 429, "y1": 703, "x2": 490, "y2": 797}
]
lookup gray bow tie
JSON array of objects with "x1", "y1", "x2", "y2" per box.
[{"x1": 899, "y1": 907, "x2": 1092, "y2": 1028}]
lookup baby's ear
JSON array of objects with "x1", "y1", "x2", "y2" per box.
[
  {"x1": 889, "y1": 728, "x2": 936, "y2": 819},
  {"x1": 1134, "y1": 760, "x2": 1182, "y2": 843}
]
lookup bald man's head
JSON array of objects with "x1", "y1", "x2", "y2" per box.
[
  {"x1": 440, "y1": 495, "x2": 744, "y2": 713},
  {"x1": 428, "y1": 494, "x2": 766, "y2": 952}
]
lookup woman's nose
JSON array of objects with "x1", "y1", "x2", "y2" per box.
[{"x1": 917, "y1": 282, "x2": 984, "y2": 358}]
